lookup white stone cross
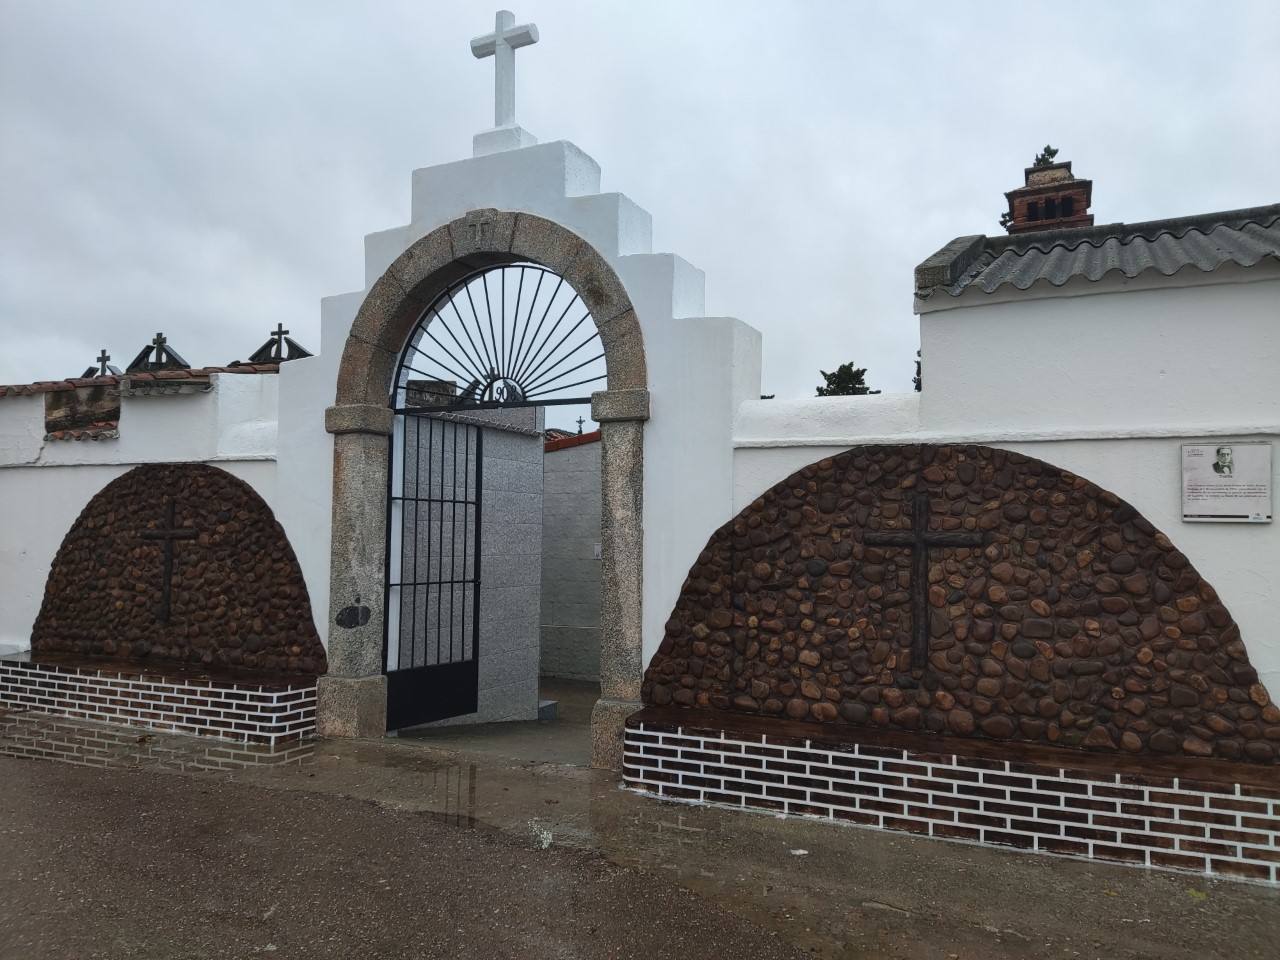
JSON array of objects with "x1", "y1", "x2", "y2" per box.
[{"x1": 471, "y1": 10, "x2": 539, "y2": 129}]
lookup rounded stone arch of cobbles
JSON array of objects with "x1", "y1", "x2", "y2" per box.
[
  {"x1": 643, "y1": 443, "x2": 1280, "y2": 765},
  {"x1": 323, "y1": 210, "x2": 648, "y2": 766},
  {"x1": 33, "y1": 462, "x2": 325, "y2": 676}
]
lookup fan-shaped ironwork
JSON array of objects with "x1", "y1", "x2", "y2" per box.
[{"x1": 392, "y1": 265, "x2": 606, "y2": 412}]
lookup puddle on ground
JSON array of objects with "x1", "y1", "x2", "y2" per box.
[
  {"x1": 1, "y1": 711, "x2": 317, "y2": 770},
  {"x1": 4, "y1": 710, "x2": 1274, "y2": 960}
]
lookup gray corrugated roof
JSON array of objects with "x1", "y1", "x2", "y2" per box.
[{"x1": 915, "y1": 203, "x2": 1280, "y2": 301}]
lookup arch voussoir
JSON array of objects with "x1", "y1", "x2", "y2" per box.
[
  {"x1": 510, "y1": 212, "x2": 587, "y2": 276},
  {"x1": 447, "y1": 209, "x2": 517, "y2": 263}
]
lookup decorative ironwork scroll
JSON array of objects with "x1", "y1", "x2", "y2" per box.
[{"x1": 392, "y1": 265, "x2": 606, "y2": 412}]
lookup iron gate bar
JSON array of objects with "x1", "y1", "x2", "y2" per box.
[
  {"x1": 394, "y1": 265, "x2": 603, "y2": 412},
  {"x1": 524, "y1": 372, "x2": 608, "y2": 400},
  {"x1": 461, "y1": 423, "x2": 471, "y2": 663},
  {"x1": 383, "y1": 415, "x2": 483, "y2": 729},
  {"x1": 511, "y1": 273, "x2": 565, "y2": 380},
  {"x1": 472, "y1": 428, "x2": 483, "y2": 665},
  {"x1": 509, "y1": 267, "x2": 544, "y2": 376},
  {"x1": 428, "y1": 303, "x2": 489, "y2": 386},
  {"x1": 393, "y1": 396, "x2": 591, "y2": 414},
  {"x1": 448, "y1": 294, "x2": 493, "y2": 382},
  {"x1": 418, "y1": 319, "x2": 487, "y2": 388},
  {"x1": 510, "y1": 296, "x2": 581, "y2": 386},
  {"x1": 450, "y1": 422, "x2": 458, "y2": 663},
  {"x1": 518, "y1": 310, "x2": 592, "y2": 387},
  {"x1": 524, "y1": 352, "x2": 608, "y2": 397},
  {"x1": 481, "y1": 272, "x2": 500, "y2": 380},
  {"x1": 510, "y1": 267, "x2": 527, "y2": 377},
  {"x1": 462, "y1": 281, "x2": 495, "y2": 374},
  {"x1": 429, "y1": 416, "x2": 437, "y2": 666}
]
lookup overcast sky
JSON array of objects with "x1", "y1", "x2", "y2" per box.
[{"x1": 2, "y1": 1, "x2": 1277, "y2": 406}]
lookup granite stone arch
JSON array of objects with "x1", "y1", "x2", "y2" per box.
[
  {"x1": 321, "y1": 210, "x2": 648, "y2": 767},
  {"x1": 643, "y1": 443, "x2": 1280, "y2": 766}
]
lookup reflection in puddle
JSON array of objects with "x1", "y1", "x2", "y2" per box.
[{"x1": 1, "y1": 712, "x2": 317, "y2": 770}]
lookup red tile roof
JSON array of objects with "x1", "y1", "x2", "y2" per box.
[
  {"x1": 545, "y1": 429, "x2": 602, "y2": 453},
  {"x1": 44, "y1": 421, "x2": 120, "y2": 441},
  {"x1": 0, "y1": 364, "x2": 280, "y2": 399}
]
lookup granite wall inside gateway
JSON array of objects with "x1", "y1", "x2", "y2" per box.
[
  {"x1": 32, "y1": 463, "x2": 325, "y2": 676},
  {"x1": 642, "y1": 444, "x2": 1280, "y2": 764}
]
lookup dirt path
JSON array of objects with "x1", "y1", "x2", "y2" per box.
[{"x1": 0, "y1": 758, "x2": 804, "y2": 960}]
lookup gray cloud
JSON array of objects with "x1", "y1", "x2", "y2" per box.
[{"x1": 2, "y1": 0, "x2": 1277, "y2": 397}]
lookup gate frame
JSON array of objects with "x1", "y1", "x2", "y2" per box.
[
  {"x1": 319, "y1": 211, "x2": 648, "y2": 769},
  {"x1": 384, "y1": 415, "x2": 483, "y2": 732}
]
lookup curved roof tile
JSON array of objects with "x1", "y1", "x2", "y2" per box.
[{"x1": 916, "y1": 204, "x2": 1280, "y2": 300}]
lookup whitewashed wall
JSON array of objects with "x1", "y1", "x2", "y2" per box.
[
  {"x1": 0, "y1": 139, "x2": 763, "y2": 673},
  {"x1": 0, "y1": 375, "x2": 285, "y2": 655},
  {"x1": 732, "y1": 269, "x2": 1280, "y2": 695}
]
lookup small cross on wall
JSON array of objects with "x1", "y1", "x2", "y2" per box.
[
  {"x1": 864, "y1": 492, "x2": 986, "y2": 671},
  {"x1": 96, "y1": 349, "x2": 111, "y2": 376},
  {"x1": 140, "y1": 499, "x2": 198, "y2": 623}
]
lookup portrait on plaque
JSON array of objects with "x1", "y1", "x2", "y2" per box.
[{"x1": 1181, "y1": 441, "x2": 1272, "y2": 522}]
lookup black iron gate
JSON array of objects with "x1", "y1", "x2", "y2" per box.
[{"x1": 384, "y1": 414, "x2": 483, "y2": 731}]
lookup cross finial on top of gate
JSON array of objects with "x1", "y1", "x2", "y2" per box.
[{"x1": 470, "y1": 10, "x2": 540, "y2": 157}]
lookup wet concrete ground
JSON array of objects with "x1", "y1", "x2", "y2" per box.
[
  {"x1": 2, "y1": 710, "x2": 1277, "y2": 959},
  {"x1": 395, "y1": 677, "x2": 600, "y2": 766}
]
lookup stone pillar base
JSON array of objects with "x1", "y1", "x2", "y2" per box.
[
  {"x1": 316, "y1": 675, "x2": 387, "y2": 738},
  {"x1": 590, "y1": 696, "x2": 643, "y2": 770}
]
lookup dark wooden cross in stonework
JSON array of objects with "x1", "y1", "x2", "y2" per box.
[
  {"x1": 864, "y1": 492, "x2": 984, "y2": 670},
  {"x1": 141, "y1": 499, "x2": 198, "y2": 622}
]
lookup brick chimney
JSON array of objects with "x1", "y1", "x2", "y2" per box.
[{"x1": 1000, "y1": 146, "x2": 1094, "y2": 234}]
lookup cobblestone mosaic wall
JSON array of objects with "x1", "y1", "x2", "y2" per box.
[
  {"x1": 33, "y1": 464, "x2": 325, "y2": 676},
  {"x1": 642, "y1": 445, "x2": 1280, "y2": 764}
]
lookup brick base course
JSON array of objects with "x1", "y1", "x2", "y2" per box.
[
  {"x1": 0, "y1": 657, "x2": 316, "y2": 745},
  {"x1": 623, "y1": 711, "x2": 1280, "y2": 885},
  {"x1": 1, "y1": 713, "x2": 315, "y2": 770}
]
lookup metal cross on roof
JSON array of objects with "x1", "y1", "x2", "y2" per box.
[
  {"x1": 471, "y1": 10, "x2": 539, "y2": 128},
  {"x1": 126, "y1": 331, "x2": 190, "y2": 373},
  {"x1": 244, "y1": 323, "x2": 313, "y2": 364},
  {"x1": 864, "y1": 492, "x2": 986, "y2": 671},
  {"x1": 575, "y1": 416, "x2": 585, "y2": 434},
  {"x1": 81, "y1": 348, "x2": 122, "y2": 378}
]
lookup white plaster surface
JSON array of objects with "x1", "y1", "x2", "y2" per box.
[
  {"x1": 0, "y1": 458, "x2": 278, "y2": 656},
  {"x1": 0, "y1": 372, "x2": 293, "y2": 656},
  {"x1": 731, "y1": 273, "x2": 1280, "y2": 697},
  {"x1": 3, "y1": 129, "x2": 1275, "y2": 731},
  {"x1": 919, "y1": 274, "x2": 1280, "y2": 437}
]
